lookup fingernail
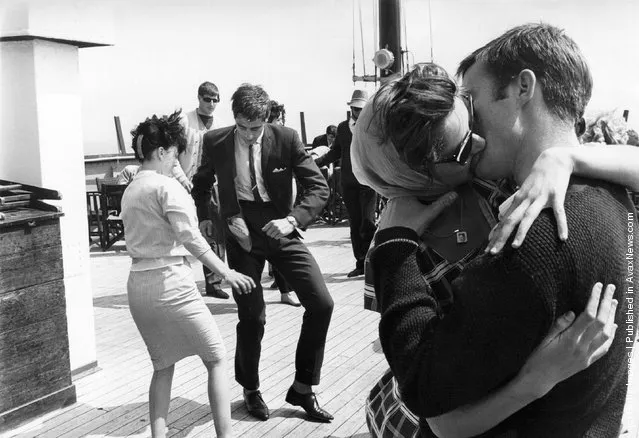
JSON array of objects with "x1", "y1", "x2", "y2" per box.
[
  {"x1": 489, "y1": 247, "x2": 498, "y2": 255},
  {"x1": 564, "y1": 311, "x2": 575, "y2": 320},
  {"x1": 512, "y1": 240, "x2": 520, "y2": 248}
]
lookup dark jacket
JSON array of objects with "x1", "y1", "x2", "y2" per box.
[
  {"x1": 315, "y1": 119, "x2": 360, "y2": 187},
  {"x1": 311, "y1": 133, "x2": 328, "y2": 148},
  {"x1": 191, "y1": 123, "x2": 329, "y2": 229}
]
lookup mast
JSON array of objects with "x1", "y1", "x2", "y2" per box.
[
  {"x1": 352, "y1": 0, "x2": 403, "y2": 83},
  {"x1": 377, "y1": 0, "x2": 402, "y2": 78}
]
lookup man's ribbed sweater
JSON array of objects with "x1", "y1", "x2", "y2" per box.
[{"x1": 371, "y1": 179, "x2": 638, "y2": 437}]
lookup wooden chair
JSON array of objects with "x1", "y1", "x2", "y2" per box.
[
  {"x1": 86, "y1": 190, "x2": 101, "y2": 245},
  {"x1": 95, "y1": 178, "x2": 126, "y2": 250}
]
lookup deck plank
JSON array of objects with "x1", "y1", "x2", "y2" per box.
[
  {"x1": 4, "y1": 222, "x2": 638, "y2": 438},
  {"x1": 3, "y1": 224, "x2": 389, "y2": 438}
]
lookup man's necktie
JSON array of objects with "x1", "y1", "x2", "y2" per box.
[{"x1": 248, "y1": 143, "x2": 263, "y2": 203}]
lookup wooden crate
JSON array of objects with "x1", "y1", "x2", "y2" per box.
[{"x1": 0, "y1": 183, "x2": 76, "y2": 431}]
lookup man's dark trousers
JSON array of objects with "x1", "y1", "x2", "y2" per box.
[
  {"x1": 315, "y1": 119, "x2": 377, "y2": 270},
  {"x1": 342, "y1": 183, "x2": 376, "y2": 270},
  {"x1": 229, "y1": 201, "x2": 334, "y2": 390}
]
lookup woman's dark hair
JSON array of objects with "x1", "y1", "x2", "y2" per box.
[
  {"x1": 130, "y1": 110, "x2": 187, "y2": 162},
  {"x1": 268, "y1": 100, "x2": 286, "y2": 124},
  {"x1": 372, "y1": 62, "x2": 459, "y2": 174}
]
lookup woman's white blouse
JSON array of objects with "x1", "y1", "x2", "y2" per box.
[{"x1": 121, "y1": 170, "x2": 211, "y2": 271}]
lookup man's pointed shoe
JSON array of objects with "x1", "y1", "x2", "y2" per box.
[
  {"x1": 243, "y1": 390, "x2": 269, "y2": 421},
  {"x1": 347, "y1": 267, "x2": 364, "y2": 278},
  {"x1": 205, "y1": 283, "x2": 229, "y2": 299},
  {"x1": 285, "y1": 386, "x2": 333, "y2": 423}
]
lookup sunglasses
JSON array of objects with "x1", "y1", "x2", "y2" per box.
[
  {"x1": 431, "y1": 94, "x2": 474, "y2": 166},
  {"x1": 201, "y1": 96, "x2": 220, "y2": 103}
]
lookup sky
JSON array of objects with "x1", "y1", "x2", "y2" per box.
[{"x1": 71, "y1": 0, "x2": 639, "y2": 155}]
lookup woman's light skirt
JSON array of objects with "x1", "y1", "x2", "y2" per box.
[{"x1": 127, "y1": 262, "x2": 226, "y2": 370}]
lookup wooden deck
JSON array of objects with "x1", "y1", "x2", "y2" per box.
[
  {"x1": 4, "y1": 223, "x2": 386, "y2": 438},
  {"x1": 3, "y1": 222, "x2": 639, "y2": 438}
]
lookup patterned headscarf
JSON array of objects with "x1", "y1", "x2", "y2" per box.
[{"x1": 351, "y1": 99, "x2": 451, "y2": 201}]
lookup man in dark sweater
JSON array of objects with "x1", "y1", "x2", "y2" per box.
[
  {"x1": 315, "y1": 90, "x2": 377, "y2": 277},
  {"x1": 371, "y1": 24, "x2": 638, "y2": 437}
]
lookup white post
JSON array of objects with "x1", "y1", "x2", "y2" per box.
[{"x1": 0, "y1": 0, "x2": 114, "y2": 375}]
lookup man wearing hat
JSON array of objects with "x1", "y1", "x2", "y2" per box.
[{"x1": 315, "y1": 89, "x2": 377, "y2": 277}]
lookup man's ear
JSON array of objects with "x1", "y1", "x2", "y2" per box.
[{"x1": 515, "y1": 69, "x2": 536, "y2": 103}]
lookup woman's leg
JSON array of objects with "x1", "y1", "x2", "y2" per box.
[
  {"x1": 149, "y1": 364, "x2": 175, "y2": 438},
  {"x1": 203, "y1": 359, "x2": 233, "y2": 438}
]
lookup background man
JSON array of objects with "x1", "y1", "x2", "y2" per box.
[
  {"x1": 311, "y1": 124, "x2": 337, "y2": 148},
  {"x1": 180, "y1": 81, "x2": 228, "y2": 299},
  {"x1": 315, "y1": 90, "x2": 377, "y2": 277},
  {"x1": 192, "y1": 83, "x2": 334, "y2": 423}
]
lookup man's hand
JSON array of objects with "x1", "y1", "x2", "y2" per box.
[
  {"x1": 486, "y1": 148, "x2": 572, "y2": 254},
  {"x1": 199, "y1": 219, "x2": 213, "y2": 238},
  {"x1": 516, "y1": 282, "x2": 618, "y2": 398},
  {"x1": 180, "y1": 179, "x2": 193, "y2": 193},
  {"x1": 222, "y1": 269, "x2": 256, "y2": 295},
  {"x1": 377, "y1": 192, "x2": 458, "y2": 236},
  {"x1": 262, "y1": 218, "x2": 295, "y2": 239}
]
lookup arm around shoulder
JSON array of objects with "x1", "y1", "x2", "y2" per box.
[{"x1": 556, "y1": 144, "x2": 639, "y2": 191}]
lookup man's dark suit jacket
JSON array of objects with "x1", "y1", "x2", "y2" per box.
[
  {"x1": 311, "y1": 134, "x2": 328, "y2": 148},
  {"x1": 192, "y1": 123, "x2": 329, "y2": 230},
  {"x1": 314, "y1": 120, "x2": 359, "y2": 187}
]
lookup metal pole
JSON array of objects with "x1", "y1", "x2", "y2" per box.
[
  {"x1": 378, "y1": 0, "x2": 402, "y2": 78},
  {"x1": 113, "y1": 116, "x2": 126, "y2": 155},
  {"x1": 299, "y1": 112, "x2": 308, "y2": 146}
]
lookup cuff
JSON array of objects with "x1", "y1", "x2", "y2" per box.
[{"x1": 374, "y1": 227, "x2": 420, "y2": 246}]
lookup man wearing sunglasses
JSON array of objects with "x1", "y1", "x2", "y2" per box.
[{"x1": 175, "y1": 81, "x2": 229, "y2": 299}]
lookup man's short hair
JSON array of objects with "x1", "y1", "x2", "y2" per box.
[
  {"x1": 457, "y1": 23, "x2": 592, "y2": 122},
  {"x1": 231, "y1": 84, "x2": 271, "y2": 121},
  {"x1": 198, "y1": 81, "x2": 219, "y2": 97},
  {"x1": 372, "y1": 62, "x2": 459, "y2": 177},
  {"x1": 326, "y1": 125, "x2": 337, "y2": 136}
]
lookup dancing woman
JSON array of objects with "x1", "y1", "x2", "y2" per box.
[{"x1": 121, "y1": 110, "x2": 255, "y2": 438}]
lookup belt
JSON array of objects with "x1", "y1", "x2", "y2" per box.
[{"x1": 239, "y1": 200, "x2": 274, "y2": 206}]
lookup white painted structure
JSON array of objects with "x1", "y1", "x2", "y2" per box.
[{"x1": 0, "y1": 0, "x2": 114, "y2": 375}]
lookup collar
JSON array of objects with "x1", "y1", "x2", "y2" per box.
[
  {"x1": 234, "y1": 126, "x2": 265, "y2": 147},
  {"x1": 196, "y1": 107, "x2": 215, "y2": 117}
]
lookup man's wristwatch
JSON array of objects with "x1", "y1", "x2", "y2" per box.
[{"x1": 285, "y1": 216, "x2": 298, "y2": 228}]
